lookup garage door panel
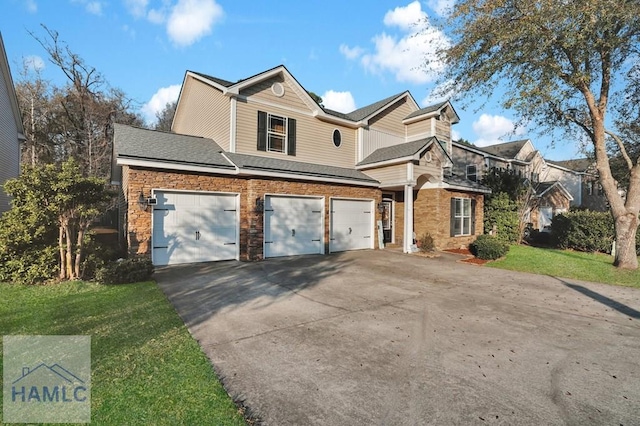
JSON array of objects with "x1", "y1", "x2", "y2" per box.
[
  {"x1": 152, "y1": 191, "x2": 239, "y2": 266},
  {"x1": 264, "y1": 196, "x2": 323, "y2": 258},
  {"x1": 330, "y1": 199, "x2": 373, "y2": 253}
]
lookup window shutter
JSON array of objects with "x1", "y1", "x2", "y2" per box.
[
  {"x1": 287, "y1": 118, "x2": 296, "y2": 156},
  {"x1": 450, "y1": 198, "x2": 456, "y2": 237},
  {"x1": 471, "y1": 199, "x2": 476, "y2": 235},
  {"x1": 257, "y1": 111, "x2": 267, "y2": 151}
]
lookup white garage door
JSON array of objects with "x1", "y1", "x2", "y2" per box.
[
  {"x1": 264, "y1": 195, "x2": 323, "y2": 258},
  {"x1": 330, "y1": 199, "x2": 374, "y2": 252},
  {"x1": 152, "y1": 191, "x2": 238, "y2": 265}
]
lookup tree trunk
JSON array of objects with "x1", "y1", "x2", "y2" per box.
[
  {"x1": 74, "y1": 227, "x2": 85, "y2": 279},
  {"x1": 65, "y1": 223, "x2": 75, "y2": 280},
  {"x1": 58, "y1": 226, "x2": 66, "y2": 280},
  {"x1": 613, "y1": 213, "x2": 638, "y2": 270}
]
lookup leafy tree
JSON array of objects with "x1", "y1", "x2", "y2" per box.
[
  {"x1": 0, "y1": 159, "x2": 112, "y2": 283},
  {"x1": 155, "y1": 100, "x2": 177, "y2": 131},
  {"x1": 437, "y1": 0, "x2": 640, "y2": 269},
  {"x1": 21, "y1": 26, "x2": 143, "y2": 178},
  {"x1": 456, "y1": 138, "x2": 474, "y2": 146},
  {"x1": 481, "y1": 168, "x2": 538, "y2": 244},
  {"x1": 308, "y1": 91, "x2": 324, "y2": 107}
]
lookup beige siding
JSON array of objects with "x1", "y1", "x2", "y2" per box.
[
  {"x1": 0, "y1": 64, "x2": 20, "y2": 214},
  {"x1": 362, "y1": 128, "x2": 405, "y2": 160},
  {"x1": 406, "y1": 118, "x2": 432, "y2": 139},
  {"x1": 414, "y1": 162, "x2": 441, "y2": 182},
  {"x1": 173, "y1": 76, "x2": 231, "y2": 150},
  {"x1": 369, "y1": 98, "x2": 413, "y2": 135},
  {"x1": 451, "y1": 145, "x2": 485, "y2": 180},
  {"x1": 240, "y1": 74, "x2": 313, "y2": 113},
  {"x1": 235, "y1": 101, "x2": 356, "y2": 168},
  {"x1": 362, "y1": 164, "x2": 408, "y2": 186},
  {"x1": 435, "y1": 120, "x2": 451, "y2": 143}
]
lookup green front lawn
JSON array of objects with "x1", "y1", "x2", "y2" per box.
[
  {"x1": 488, "y1": 245, "x2": 640, "y2": 288},
  {"x1": 0, "y1": 281, "x2": 246, "y2": 425}
]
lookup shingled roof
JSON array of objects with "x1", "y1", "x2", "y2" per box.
[
  {"x1": 404, "y1": 101, "x2": 449, "y2": 120},
  {"x1": 547, "y1": 158, "x2": 593, "y2": 173},
  {"x1": 113, "y1": 124, "x2": 234, "y2": 169},
  {"x1": 477, "y1": 140, "x2": 529, "y2": 159},
  {"x1": 444, "y1": 175, "x2": 492, "y2": 193},
  {"x1": 358, "y1": 138, "x2": 437, "y2": 166}
]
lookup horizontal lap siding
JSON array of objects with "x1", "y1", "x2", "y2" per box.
[
  {"x1": 240, "y1": 75, "x2": 311, "y2": 112},
  {"x1": 0, "y1": 73, "x2": 20, "y2": 214},
  {"x1": 406, "y1": 119, "x2": 432, "y2": 139},
  {"x1": 173, "y1": 76, "x2": 230, "y2": 150},
  {"x1": 362, "y1": 164, "x2": 407, "y2": 185},
  {"x1": 124, "y1": 166, "x2": 381, "y2": 261},
  {"x1": 368, "y1": 98, "x2": 413, "y2": 136},
  {"x1": 235, "y1": 101, "x2": 356, "y2": 169}
]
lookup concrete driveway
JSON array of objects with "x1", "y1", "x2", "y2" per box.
[{"x1": 155, "y1": 250, "x2": 640, "y2": 425}]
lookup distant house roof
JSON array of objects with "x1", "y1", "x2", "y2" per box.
[
  {"x1": 535, "y1": 181, "x2": 573, "y2": 200},
  {"x1": 444, "y1": 174, "x2": 492, "y2": 194},
  {"x1": 358, "y1": 137, "x2": 437, "y2": 166},
  {"x1": 113, "y1": 124, "x2": 379, "y2": 186},
  {"x1": 113, "y1": 123, "x2": 234, "y2": 169},
  {"x1": 546, "y1": 158, "x2": 593, "y2": 173},
  {"x1": 476, "y1": 140, "x2": 529, "y2": 159},
  {"x1": 224, "y1": 153, "x2": 378, "y2": 185}
]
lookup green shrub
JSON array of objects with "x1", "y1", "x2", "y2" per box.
[
  {"x1": 470, "y1": 235, "x2": 510, "y2": 260},
  {"x1": 483, "y1": 192, "x2": 520, "y2": 244},
  {"x1": 96, "y1": 257, "x2": 154, "y2": 285},
  {"x1": 551, "y1": 210, "x2": 614, "y2": 253},
  {"x1": 80, "y1": 235, "x2": 122, "y2": 280},
  {"x1": 418, "y1": 232, "x2": 435, "y2": 252}
]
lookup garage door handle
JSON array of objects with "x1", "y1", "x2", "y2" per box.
[
  {"x1": 224, "y1": 242, "x2": 236, "y2": 245},
  {"x1": 312, "y1": 210, "x2": 321, "y2": 213},
  {"x1": 265, "y1": 241, "x2": 273, "y2": 244},
  {"x1": 364, "y1": 236, "x2": 371, "y2": 238},
  {"x1": 224, "y1": 209, "x2": 236, "y2": 212},
  {"x1": 348, "y1": 227, "x2": 352, "y2": 235},
  {"x1": 312, "y1": 239, "x2": 321, "y2": 242},
  {"x1": 292, "y1": 229, "x2": 296, "y2": 237}
]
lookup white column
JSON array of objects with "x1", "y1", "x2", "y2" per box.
[
  {"x1": 229, "y1": 97, "x2": 237, "y2": 152},
  {"x1": 403, "y1": 184, "x2": 414, "y2": 253}
]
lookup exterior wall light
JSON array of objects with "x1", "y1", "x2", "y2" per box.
[
  {"x1": 255, "y1": 197, "x2": 264, "y2": 212},
  {"x1": 377, "y1": 202, "x2": 385, "y2": 213}
]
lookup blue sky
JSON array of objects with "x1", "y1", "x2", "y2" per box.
[{"x1": 1, "y1": 0, "x2": 584, "y2": 160}]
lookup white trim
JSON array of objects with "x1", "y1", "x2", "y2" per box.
[
  {"x1": 537, "y1": 181, "x2": 574, "y2": 201},
  {"x1": 442, "y1": 182, "x2": 492, "y2": 194},
  {"x1": 407, "y1": 161, "x2": 414, "y2": 181},
  {"x1": 356, "y1": 156, "x2": 417, "y2": 170},
  {"x1": 229, "y1": 97, "x2": 237, "y2": 152},
  {"x1": 403, "y1": 184, "x2": 414, "y2": 253},
  {"x1": 357, "y1": 127, "x2": 364, "y2": 162},
  {"x1": 117, "y1": 158, "x2": 238, "y2": 175},
  {"x1": 314, "y1": 111, "x2": 364, "y2": 128},
  {"x1": 328, "y1": 197, "x2": 375, "y2": 253},
  {"x1": 237, "y1": 168, "x2": 379, "y2": 188}
]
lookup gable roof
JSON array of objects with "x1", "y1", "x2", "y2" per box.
[
  {"x1": 0, "y1": 33, "x2": 24, "y2": 139},
  {"x1": 113, "y1": 124, "x2": 234, "y2": 170},
  {"x1": 324, "y1": 92, "x2": 408, "y2": 122},
  {"x1": 113, "y1": 124, "x2": 379, "y2": 186},
  {"x1": 546, "y1": 158, "x2": 593, "y2": 173},
  {"x1": 535, "y1": 181, "x2": 574, "y2": 200},
  {"x1": 403, "y1": 100, "x2": 460, "y2": 124},
  {"x1": 477, "y1": 140, "x2": 529, "y2": 159},
  {"x1": 443, "y1": 175, "x2": 492, "y2": 194},
  {"x1": 357, "y1": 137, "x2": 438, "y2": 167}
]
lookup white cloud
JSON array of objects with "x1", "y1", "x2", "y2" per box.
[
  {"x1": 167, "y1": 0, "x2": 224, "y2": 47},
  {"x1": 23, "y1": 55, "x2": 45, "y2": 72},
  {"x1": 451, "y1": 128, "x2": 461, "y2": 142},
  {"x1": 25, "y1": 0, "x2": 37, "y2": 13},
  {"x1": 124, "y1": 0, "x2": 148, "y2": 18},
  {"x1": 355, "y1": 1, "x2": 450, "y2": 84},
  {"x1": 427, "y1": 0, "x2": 454, "y2": 17},
  {"x1": 86, "y1": 1, "x2": 103, "y2": 15},
  {"x1": 339, "y1": 44, "x2": 364, "y2": 60},
  {"x1": 472, "y1": 114, "x2": 525, "y2": 147},
  {"x1": 141, "y1": 84, "x2": 181, "y2": 124},
  {"x1": 147, "y1": 8, "x2": 166, "y2": 24},
  {"x1": 322, "y1": 90, "x2": 356, "y2": 113}
]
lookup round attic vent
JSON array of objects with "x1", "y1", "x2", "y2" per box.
[{"x1": 271, "y1": 82, "x2": 285, "y2": 97}]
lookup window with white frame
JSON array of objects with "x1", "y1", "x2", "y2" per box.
[
  {"x1": 466, "y1": 165, "x2": 478, "y2": 182},
  {"x1": 267, "y1": 114, "x2": 287, "y2": 153},
  {"x1": 452, "y1": 198, "x2": 472, "y2": 236}
]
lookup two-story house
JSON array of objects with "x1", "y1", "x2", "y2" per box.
[
  {"x1": 452, "y1": 139, "x2": 605, "y2": 232},
  {"x1": 0, "y1": 33, "x2": 25, "y2": 215},
  {"x1": 113, "y1": 65, "x2": 488, "y2": 266}
]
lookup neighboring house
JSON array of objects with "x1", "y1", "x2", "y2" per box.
[
  {"x1": 452, "y1": 139, "x2": 606, "y2": 232},
  {"x1": 0, "y1": 33, "x2": 25, "y2": 215},
  {"x1": 112, "y1": 65, "x2": 488, "y2": 266}
]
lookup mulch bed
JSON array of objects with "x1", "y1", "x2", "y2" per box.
[{"x1": 443, "y1": 248, "x2": 489, "y2": 265}]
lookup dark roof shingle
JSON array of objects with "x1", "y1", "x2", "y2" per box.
[
  {"x1": 546, "y1": 158, "x2": 593, "y2": 172},
  {"x1": 358, "y1": 138, "x2": 436, "y2": 166},
  {"x1": 476, "y1": 140, "x2": 529, "y2": 159}
]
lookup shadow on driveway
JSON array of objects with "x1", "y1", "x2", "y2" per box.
[{"x1": 560, "y1": 280, "x2": 640, "y2": 319}]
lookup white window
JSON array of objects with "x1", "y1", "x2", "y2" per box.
[
  {"x1": 453, "y1": 198, "x2": 472, "y2": 236},
  {"x1": 466, "y1": 165, "x2": 478, "y2": 182},
  {"x1": 268, "y1": 114, "x2": 287, "y2": 153}
]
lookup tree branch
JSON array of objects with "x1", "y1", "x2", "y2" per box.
[{"x1": 605, "y1": 129, "x2": 634, "y2": 170}]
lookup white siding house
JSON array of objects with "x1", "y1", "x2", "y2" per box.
[{"x1": 0, "y1": 33, "x2": 25, "y2": 214}]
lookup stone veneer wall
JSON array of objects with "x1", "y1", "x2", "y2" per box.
[
  {"x1": 124, "y1": 166, "x2": 381, "y2": 261},
  {"x1": 394, "y1": 188, "x2": 484, "y2": 250}
]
